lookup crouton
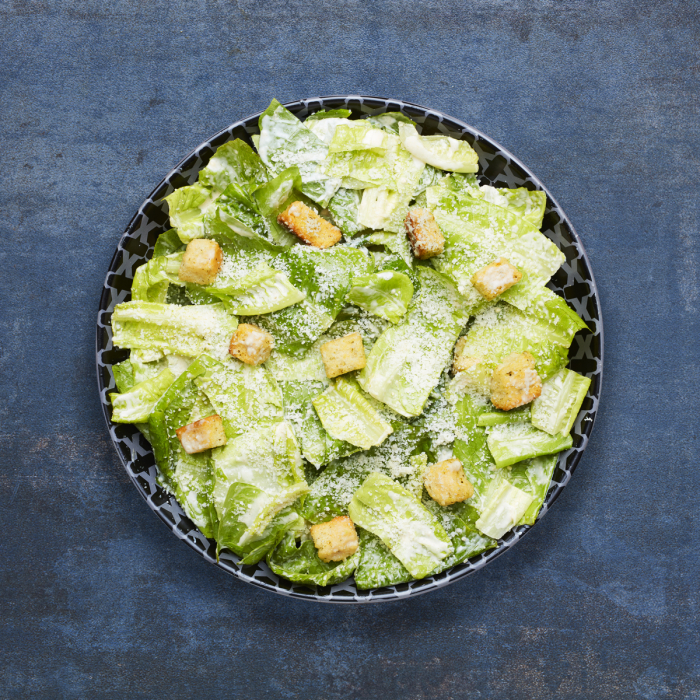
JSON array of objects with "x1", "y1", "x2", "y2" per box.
[
  {"x1": 490, "y1": 352, "x2": 542, "y2": 410},
  {"x1": 320, "y1": 332, "x2": 366, "y2": 378},
  {"x1": 471, "y1": 258, "x2": 522, "y2": 300},
  {"x1": 424, "y1": 458, "x2": 474, "y2": 507},
  {"x1": 229, "y1": 323, "x2": 274, "y2": 365},
  {"x1": 404, "y1": 208, "x2": 445, "y2": 259},
  {"x1": 278, "y1": 201, "x2": 342, "y2": 248},
  {"x1": 309, "y1": 515, "x2": 359, "y2": 562},
  {"x1": 178, "y1": 238, "x2": 223, "y2": 285},
  {"x1": 176, "y1": 415, "x2": 227, "y2": 454}
]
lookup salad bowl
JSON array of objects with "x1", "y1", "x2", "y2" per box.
[{"x1": 96, "y1": 96, "x2": 602, "y2": 603}]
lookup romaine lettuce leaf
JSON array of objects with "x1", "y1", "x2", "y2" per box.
[
  {"x1": 131, "y1": 253, "x2": 183, "y2": 303},
  {"x1": 365, "y1": 112, "x2": 417, "y2": 135},
  {"x1": 353, "y1": 529, "x2": 413, "y2": 590},
  {"x1": 211, "y1": 421, "x2": 309, "y2": 563},
  {"x1": 153, "y1": 229, "x2": 186, "y2": 257},
  {"x1": 198, "y1": 139, "x2": 268, "y2": 194},
  {"x1": 531, "y1": 368, "x2": 591, "y2": 436},
  {"x1": 452, "y1": 303, "x2": 572, "y2": 393},
  {"x1": 508, "y1": 454, "x2": 559, "y2": 525},
  {"x1": 482, "y1": 186, "x2": 547, "y2": 229},
  {"x1": 194, "y1": 357, "x2": 283, "y2": 438},
  {"x1": 399, "y1": 123, "x2": 479, "y2": 173},
  {"x1": 258, "y1": 99, "x2": 340, "y2": 206},
  {"x1": 486, "y1": 422, "x2": 573, "y2": 469},
  {"x1": 474, "y1": 479, "x2": 534, "y2": 539},
  {"x1": 281, "y1": 380, "x2": 361, "y2": 467},
  {"x1": 422, "y1": 499, "x2": 496, "y2": 573},
  {"x1": 222, "y1": 271, "x2": 305, "y2": 315},
  {"x1": 111, "y1": 301, "x2": 238, "y2": 360},
  {"x1": 328, "y1": 187, "x2": 365, "y2": 236},
  {"x1": 148, "y1": 353, "x2": 220, "y2": 489},
  {"x1": 328, "y1": 121, "x2": 390, "y2": 155},
  {"x1": 164, "y1": 183, "x2": 219, "y2": 243},
  {"x1": 112, "y1": 359, "x2": 135, "y2": 393},
  {"x1": 301, "y1": 419, "x2": 430, "y2": 523},
  {"x1": 109, "y1": 368, "x2": 176, "y2": 423},
  {"x1": 312, "y1": 377, "x2": 393, "y2": 450},
  {"x1": 358, "y1": 267, "x2": 469, "y2": 417},
  {"x1": 266, "y1": 530, "x2": 360, "y2": 587},
  {"x1": 346, "y1": 271, "x2": 414, "y2": 323},
  {"x1": 348, "y1": 472, "x2": 452, "y2": 578},
  {"x1": 251, "y1": 166, "x2": 307, "y2": 245}
]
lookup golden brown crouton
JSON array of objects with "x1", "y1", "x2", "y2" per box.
[
  {"x1": 178, "y1": 238, "x2": 223, "y2": 285},
  {"x1": 229, "y1": 323, "x2": 274, "y2": 365},
  {"x1": 471, "y1": 258, "x2": 522, "y2": 301},
  {"x1": 404, "y1": 208, "x2": 445, "y2": 259},
  {"x1": 309, "y1": 516, "x2": 359, "y2": 562},
  {"x1": 490, "y1": 352, "x2": 542, "y2": 410},
  {"x1": 278, "y1": 201, "x2": 342, "y2": 248},
  {"x1": 424, "y1": 458, "x2": 474, "y2": 507},
  {"x1": 176, "y1": 415, "x2": 227, "y2": 454},
  {"x1": 320, "y1": 333, "x2": 366, "y2": 378}
]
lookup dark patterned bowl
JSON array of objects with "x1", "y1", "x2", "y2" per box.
[{"x1": 96, "y1": 96, "x2": 603, "y2": 603}]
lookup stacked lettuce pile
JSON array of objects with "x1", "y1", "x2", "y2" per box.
[{"x1": 109, "y1": 100, "x2": 590, "y2": 589}]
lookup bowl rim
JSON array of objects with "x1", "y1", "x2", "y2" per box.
[{"x1": 96, "y1": 95, "x2": 604, "y2": 603}]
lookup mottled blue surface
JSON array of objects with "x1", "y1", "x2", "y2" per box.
[{"x1": 1, "y1": 1, "x2": 698, "y2": 698}]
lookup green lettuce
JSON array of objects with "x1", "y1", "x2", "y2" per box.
[
  {"x1": 474, "y1": 478, "x2": 534, "y2": 539},
  {"x1": 258, "y1": 99, "x2": 340, "y2": 206},
  {"x1": 312, "y1": 377, "x2": 393, "y2": 450},
  {"x1": 211, "y1": 421, "x2": 309, "y2": 563},
  {"x1": 399, "y1": 123, "x2": 479, "y2": 173},
  {"x1": 164, "y1": 183, "x2": 219, "y2": 243},
  {"x1": 153, "y1": 229, "x2": 186, "y2": 257},
  {"x1": 531, "y1": 368, "x2": 591, "y2": 436},
  {"x1": 348, "y1": 472, "x2": 452, "y2": 579},
  {"x1": 193, "y1": 357, "x2": 283, "y2": 438},
  {"x1": 358, "y1": 267, "x2": 469, "y2": 417},
  {"x1": 486, "y1": 423, "x2": 573, "y2": 469},
  {"x1": 131, "y1": 253, "x2": 183, "y2": 303},
  {"x1": 111, "y1": 301, "x2": 238, "y2": 361},
  {"x1": 266, "y1": 530, "x2": 360, "y2": 587},
  {"x1": 280, "y1": 380, "x2": 360, "y2": 468},
  {"x1": 198, "y1": 139, "x2": 268, "y2": 194},
  {"x1": 109, "y1": 368, "x2": 176, "y2": 423},
  {"x1": 346, "y1": 270, "x2": 414, "y2": 323},
  {"x1": 353, "y1": 529, "x2": 413, "y2": 590},
  {"x1": 328, "y1": 187, "x2": 365, "y2": 236}
]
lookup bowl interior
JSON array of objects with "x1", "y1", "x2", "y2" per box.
[{"x1": 97, "y1": 96, "x2": 602, "y2": 603}]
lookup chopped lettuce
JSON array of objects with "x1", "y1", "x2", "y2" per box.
[
  {"x1": 399, "y1": 123, "x2": 479, "y2": 173},
  {"x1": 131, "y1": 253, "x2": 183, "y2": 303},
  {"x1": 348, "y1": 472, "x2": 452, "y2": 579},
  {"x1": 109, "y1": 368, "x2": 175, "y2": 423},
  {"x1": 111, "y1": 301, "x2": 238, "y2": 361},
  {"x1": 475, "y1": 479, "x2": 534, "y2": 539},
  {"x1": 280, "y1": 380, "x2": 360, "y2": 467},
  {"x1": 222, "y1": 271, "x2": 305, "y2": 315},
  {"x1": 486, "y1": 423, "x2": 573, "y2": 469},
  {"x1": 258, "y1": 99, "x2": 340, "y2": 206},
  {"x1": 328, "y1": 187, "x2": 365, "y2": 236},
  {"x1": 312, "y1": 377, "x2": 393, "y2": 450},
  {"x1": 193, "y1": 357, "x2": 283, "y2": 438},
  {"x1": 164, "y1": 183, "x2": 218, "y2": 243},
  {"x1": 198, "y1": 139, "x2": 268, "y2": 195},
  {"x1": 211, "y1": 421, "x2": 308, "y2": 563},
  {"x1": 531, "y1": 368, "x2": 591, "y2": 436},
  {"x1": 358, "y1": 267, "x2": 469, "y2": 417},
  {"x1": 346, "y1": 270, "x2": 414, "y2": 323},
  {"x1": 267, "y1": 530, "x2": 360, "y2": 587}
]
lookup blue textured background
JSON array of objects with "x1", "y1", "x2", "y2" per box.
[{"x1": 1, "y1": 1, "x2": 698, "y2": 698}]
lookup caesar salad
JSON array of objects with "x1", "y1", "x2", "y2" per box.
[{"x1": 108, "y1": 99, "x2": 590, "y2": 589}]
